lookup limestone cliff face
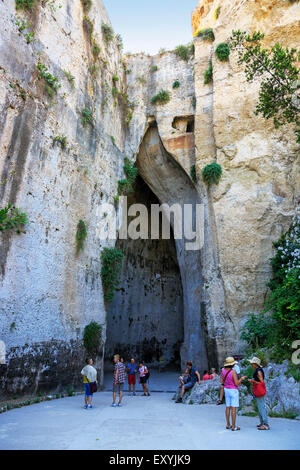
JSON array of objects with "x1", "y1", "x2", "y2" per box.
[
  {"x1": 0, "y1": 0, "x2": 128, "y2": 393},
  {"x1": 192, "y1": 0, "x2": 299, "y2": 344},
  {"x1": 0, "y1": 0, "x2": 299, "y2": 394}
]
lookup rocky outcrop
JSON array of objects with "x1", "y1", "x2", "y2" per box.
[{"x1": 0, "y1": 0, "x2": 299, "y2": 395}]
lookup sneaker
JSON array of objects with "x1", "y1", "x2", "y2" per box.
[
  {"x1": 84, "y1": 404, "x2": 88, "y2": 409},
  {"x1": 111, "y1": 403, "x2": 117, "y2": 407},
  {"x1": 117, "y1": 403, "x2": 122, "y2": 407},
  {"x1": 175, "y1": 398, "x2": 183, "y2": 403},
  {"x1": 87, "y1": 405, "x2": 93, "y2": 409}
]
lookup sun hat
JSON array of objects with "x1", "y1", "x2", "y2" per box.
[
  {"x1": 223, "y1": 357, "x2": 238, "y2": 367},
  {"x1": 248, "y1": 356, "x2": 262, "y2": 366}
]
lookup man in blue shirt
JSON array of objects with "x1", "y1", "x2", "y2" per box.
[
  {"x1": 176, "y1": 361, "x2": 201, "y2": 403},
  {"x1": 126, "y1": 358, "x2": 137, "y2": 396}
]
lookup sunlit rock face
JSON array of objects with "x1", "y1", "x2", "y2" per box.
[
  {"x1": 192, "y1": 0, "x2": 300, "y2": 349},
  {"x1": 0, "y1": 0, "x2": 299, "y2": 395}
]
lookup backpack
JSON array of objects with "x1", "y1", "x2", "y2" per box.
[{"x1": 145, "y1": 366, "x2": 150, "y2": 381}]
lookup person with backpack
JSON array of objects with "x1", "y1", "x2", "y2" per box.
[
  {"x1": 139, "y1": 361, "x2": 150, "y2": 396},
  {"x1": 248, "y1": 357, "x2": 270, "y2": 430},
  {"x1": 221, "y1": 357, "x2": 247, "y2": 431},
  {"x1": 81, "y1": 358, "x2": 98, "y2": 409},
  {"x1": 126, "y1": 358, "x2": 138, "y2": 396}
]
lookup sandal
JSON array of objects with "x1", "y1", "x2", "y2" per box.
[
  {"x1": 231, "y1": 426, "x2": 240, "y2": 431},
  {"x1": 258, "y1": 425, "x2": 270, "y2": 430},
  {"x1": 226, "y1": 425, "x2": 231, "y2": 430},
  {"x1": 216, "y1": 400, "x2": 223, "y2": 405}
]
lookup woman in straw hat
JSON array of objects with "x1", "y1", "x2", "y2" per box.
[
  {"x1": 221, "y1": 357, "x2": 247, "y2": 431},
  {"x1": 248, "y1": 357, "x2": 270, "y2": 430}
]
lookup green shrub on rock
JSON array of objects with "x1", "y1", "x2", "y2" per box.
[
  {"x1": 151, "y1": 90, "x2": 171, "y2": 105},
  {"x1": 215, "y1": 42, "x2": 230, "y2": 62},
  {"x1": 202, "y1": 162, "x2": 222, "y2": 186},
  {"x1": 83, "y1": 321, "x2": 103, "y2": 355},
  {"x1": 101, "y1": 247, "x2": 124, "y2": 302}
]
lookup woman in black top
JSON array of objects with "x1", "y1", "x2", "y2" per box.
[{"x1": 248, "y1": 357, "x2": 270, "y2": 430}]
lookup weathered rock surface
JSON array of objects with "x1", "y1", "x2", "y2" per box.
[{"x1": 0, "y1": 0, "x2": 299, "y2": 395}]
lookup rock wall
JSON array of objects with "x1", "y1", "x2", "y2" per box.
[
  {"x1": 0, "y1": 0, "x2": 128, "y2": 394},
  {"x1": 0, "y1": 0, "x2": 299, "y2": 394},
  {"x1": 192, "y1": 0, "x2": 300, "y2": 352}
]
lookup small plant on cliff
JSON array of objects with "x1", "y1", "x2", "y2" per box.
[
  {"x1": 52, "y1": 135, "x2": 67, "y2": 149},
  {"x1": 100, "y1": 247, "x2": 124, "y2": 302},
  {"x1": 83, "y1": 16, "x2": 94, "y2": 40},
  {"x1": 81, "y1": 108, "x2": 93, "y2": 126},
  {"x1": 174, "y1": 45, "x2": 193, "y2": 62},
  {"x1": 83, "y1": 321, "x2": 103, "y2": 355},
  {"x1": 229, "y1": 30, "x2": 300, "y2": 143},
  {"x1": 63, "y1": 70, "x2": 75, "y2": 88},
  {"x1": 214, "y1": 6, "x2": 221, "y2": 19},
  {"x1": 75, "y1": 220, "x2": 87, "y2": 255},
  {"x1": 15, "y1": 0, "x2": 38, "y2": 11},
  {"x1": 81, "y1": 0, "x2": 92, "y2": 12},
  {"x1": 151, "y1": 65, "x2": 158, "y2": 72},
  {"x1": 202, "y1": 162, "x2": 222, "y2": 186},
  {"x1": 196, "y1": 28, "x2": 215, "y2": 42},
  {"x1": 115, "y1": 158, "x2": 138, "y2": 201},
  {"x1": 215, "y1": 43, "x2": 230, "y2": 62},
  {"x1": 92, "y1": 42, "x2": 101, "y2": 59},
  {"x1": 172, "y1": 80, "x2": 180, "y2": 89},
  {"x1": 102, "y1": 23, "x2": 114, "y2": 42},
  {"x1": 204, "y1": 60, "x2": 213, "y2": 84},
  {"x1": 37, "y1": 62, "x2": 61, "y2": 97},
  {"x1": 190, "y1": 165, "x2": 197, "y2": 184},
  {"x1": 0, "y1": 204, "x2": 28, "y2": 233},
  {"x1": 151, "y1": 90, "x2": 171, "y2": 105}
]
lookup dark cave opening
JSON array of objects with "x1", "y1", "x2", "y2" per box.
[{"x1": 105, "y1": 175, "x2": 184, "y2": 369}]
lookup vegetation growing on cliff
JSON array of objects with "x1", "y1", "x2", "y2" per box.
[
  {"x1": 115, "y1": 158, "x2": 138, "y2": 201},
  {"x1": 83, "y1": 322, "x2": 103, "y2": 355},
  {"x1": 241, "y1": 214, "x2": 300, "y2": 362},
  {"x1": 229, "y1": 30, "x2": 300, "y2": 143},
  {"x1": 204, "y1": 60, "x2": 213, "y2": 84},
  {"x1": 190, "y1": 165, "x2": 197, "y2": 184},
  {"x1": 172, "y1": 80, "x2": 180, "y2": 89},
  {"x1": 100, "y1": 247, "x2": 124, "y2": 302},
  {"x1": 81, "y1": 0, "x2": 92, "y2": 13},
  {"x1": 63, "y1": 70, "x2": 75, "y2": 88},
  {"x1": 15, "y1": 0, "x2": 38, "y2": 11},
  {"x1": 202, "y1": 163, "x2": 222, "y2": 186},
  {"x1": 0, "y1": 204, "x2": 28, "y2": 233},
  {"x1": 75, "y1": 220, "x2": 87, "y2": 255},
  {"x1": 215, "y1": 43, "x2": 230, "y2": 62},
  {"x1": 52, "y1": 135, "x2": 67, "y2": 149},
  {"x1": 174, "y1": 44, "x2": 194, "y2": 62},
  {"x1": 37, "y1": 62, "x2": 61, "y2": 97},
  {"x1": 195, "y1": 28, "x2": 215, "y2": 42},
  {"x1": 151, "y1": 90, "x2": 171, "y2": 105},
  {"x1": 102, "y1": 23, "x2": 114, "y2": 42},
  {"x1": 81, "y1": 108, "x2": 93, "y2": 126}
]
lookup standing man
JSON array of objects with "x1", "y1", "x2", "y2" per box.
[
  {"x1": 176, "y1": 361, "x2": 201, "y2": 403},
  {"x1": 126, "y1": 358, "x2": 137, "y2": 396},
  {"x1": 112, "y1": 354, "x2": 126, "y2": 407}
]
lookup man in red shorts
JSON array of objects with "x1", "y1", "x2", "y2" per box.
[{"x1": 126, "y1": 358, "x2": 137, "y2": 396}]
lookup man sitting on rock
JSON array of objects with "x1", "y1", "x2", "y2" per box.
[{"x1": 176, "y1": 361, "x2": 201, "y2": 403}]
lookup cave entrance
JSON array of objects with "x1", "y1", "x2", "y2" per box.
[{"x1": 105, "y1": 175, "x2": 184, "y2": 370}]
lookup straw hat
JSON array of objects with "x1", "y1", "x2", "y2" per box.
[
  {"x1": 248, "y1": 356, "x2": 262, "y2": 367},
  {"x1": 223, "y1": 357, "x2": 238, "y2": 367}
]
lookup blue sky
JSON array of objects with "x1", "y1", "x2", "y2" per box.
[{"x1": 102, "y1": 0, "x2": 198, "y2": 55}]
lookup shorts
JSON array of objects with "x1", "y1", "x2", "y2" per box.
[
  {"x1": 183, "y1": 381, "x2": 194, "y2": 390},
  {"x1": 113, "y1": 382, "x2": 124, "y2": 393},
  {"x1": 140, "y1": 376, "x2": 147, "y2": 384},
  {"x1": 128, "y1": 374, "x2": 136, "y2": 385},
  {"x1": 224, "y1": 388, "x2": 239, "y2": 408},
  {"x1": 84, "y1": 383, "x2": 93, "y2": 397}
]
